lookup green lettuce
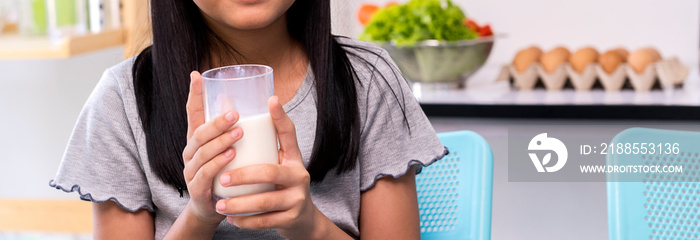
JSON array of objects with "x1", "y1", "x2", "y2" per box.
[{"x1": 359, "y1": 0, "x2": 478, "y2": 46}]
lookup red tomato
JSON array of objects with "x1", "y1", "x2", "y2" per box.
[
  {"x1": 358, "y1": 4, "x2": 380, "y2": 26},
  {"x1": 478, "y1": 24, "x2": 493, "y2": 36},
  {"x1": 464, "y1": 18, "x2": 480, "y2": 32}
]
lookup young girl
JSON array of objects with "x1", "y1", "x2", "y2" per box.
[{"x1": 50, "y1": 0, "x2": 446, "y2": 239}]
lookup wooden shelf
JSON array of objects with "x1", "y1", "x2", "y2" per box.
[{"x1": 0, "y1": 28, "x2": 124, "y2": 59}]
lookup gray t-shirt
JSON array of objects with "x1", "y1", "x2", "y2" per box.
[{"x1": 50, "y1": 38, "x2": 446, "y2": 239}]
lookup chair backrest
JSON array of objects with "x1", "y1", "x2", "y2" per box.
[
  {"x1": 416, "y1": 130, "x2": 493, "y2": 240},
  {"x1": 607, "y1": 128, "x2": 700, "y2": 240}
]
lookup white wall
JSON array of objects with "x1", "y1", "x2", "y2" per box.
[
  {"x1": 0, "y1": 47, "x2": 124, "y2": 199},
  {"x1": 332, "y1": 0, "x2": 700, "y2": 69}
]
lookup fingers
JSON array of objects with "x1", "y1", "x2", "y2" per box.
[
  {"x1": 184, "y1": 126, "x2": 243, "y2": 181},
  {"x1": 187, "y1": 71, "x2": 205, "y2": 140},
  {"x1": 182, "y1": 110, "x2": 240, "y2": 163},
  {"x1": 268, "y1": 96, "x2": 302, "y2": 162},
  {"x1": 216, "y1": 189, "x2": 299, "y2": 217},
  {"x1": 187, "y1": 127, "x2": 243, "y2": 173},
  {"x1": 186, "y1": 148, "x2": 236, "y2": 197},
  {"x1": 219, "y1": 164, "x2": 309, "y2": 188},
  {"x1": 227, "y1": 211, "x2": 295, "y2": 230}
]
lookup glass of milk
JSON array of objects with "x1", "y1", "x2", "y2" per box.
[{"x1": 201, "y1": 65, "x2": 279, "y2": 215}]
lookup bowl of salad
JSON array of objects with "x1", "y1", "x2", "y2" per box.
[{"x1": 358, "y1": 0, "x2": 494, "y2": 88}]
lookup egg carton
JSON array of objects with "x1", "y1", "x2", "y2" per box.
[{"x1": 501, "y1": 58, "x2": 689, "y2": 92}]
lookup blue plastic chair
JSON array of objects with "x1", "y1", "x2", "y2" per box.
[
  {"x1": 607, "y1": 128, "x2": 700, "y2": 240},
  {"x1": 416, "y1": 130, "x2": 493, "y2": 240}
]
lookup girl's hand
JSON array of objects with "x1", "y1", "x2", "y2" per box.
[
  {"x1": 181, "y1": 71, "x2": 242, "y2": 225},
  {"x1": 215, "y1": 96, "x2": 326, "y2": 240}
]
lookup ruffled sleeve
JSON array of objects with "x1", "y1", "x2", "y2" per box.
[
  {"x1": 49, "y1": 67, "x2": 154, "y2": 212},
  {"x1": 358, "y1": 49, "x2": 448, "y2": 191}
]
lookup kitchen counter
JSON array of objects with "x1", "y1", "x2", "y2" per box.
[{"x1": 418, "y1": 65, "x2": 700, "y2": 120}]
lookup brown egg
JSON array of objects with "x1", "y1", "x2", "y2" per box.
[
  {"x1": 528, "y1": 46, "x2": 543, "y2": 57},
  {"x1": 548, "y1": 46, "x2": 571, "y2": 58},
  {"x1": 611, "y1": 48, "x2": 629, "y2": 60},
  {"x1": 599, "y1": 50, "x2": 625, "y2": 74},
  {"x1": 540, "y1": 46, "x2": 570, "y2": 73},
  {"x1": 513, "y1": 46, "x2": 543, "y2": 73},
  {"x1": 644, "y1": 47, "x2": 662, "y2": 61},
  {"x1": 628, "y1": 48, "x2": 662, "y2": 73},
  {"x1": 570, "y1": 47, "x2": 599, "y2": 73}
]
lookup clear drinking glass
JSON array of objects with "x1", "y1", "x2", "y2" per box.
[{"x1": 201, "y1": 65, "x2": 279, "y2": 213}]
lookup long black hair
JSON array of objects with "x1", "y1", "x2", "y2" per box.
[{"x1": 133, "y1": 0, "x2": 406, "y2": 195}]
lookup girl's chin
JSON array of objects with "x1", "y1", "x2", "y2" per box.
[
  {"x1": 220, "y1": 13, "x2": 282, "y2": 31},
  {"x1": 224, "y1": 18, "x2": 278, "y2": 31},
  {"x1": 234, "y1": 0, "x2": 266, "y2": 4}
]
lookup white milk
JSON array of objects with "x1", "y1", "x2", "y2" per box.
[{"x1": 213, "y1": 113, "x2": 279, "y2": 200}]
